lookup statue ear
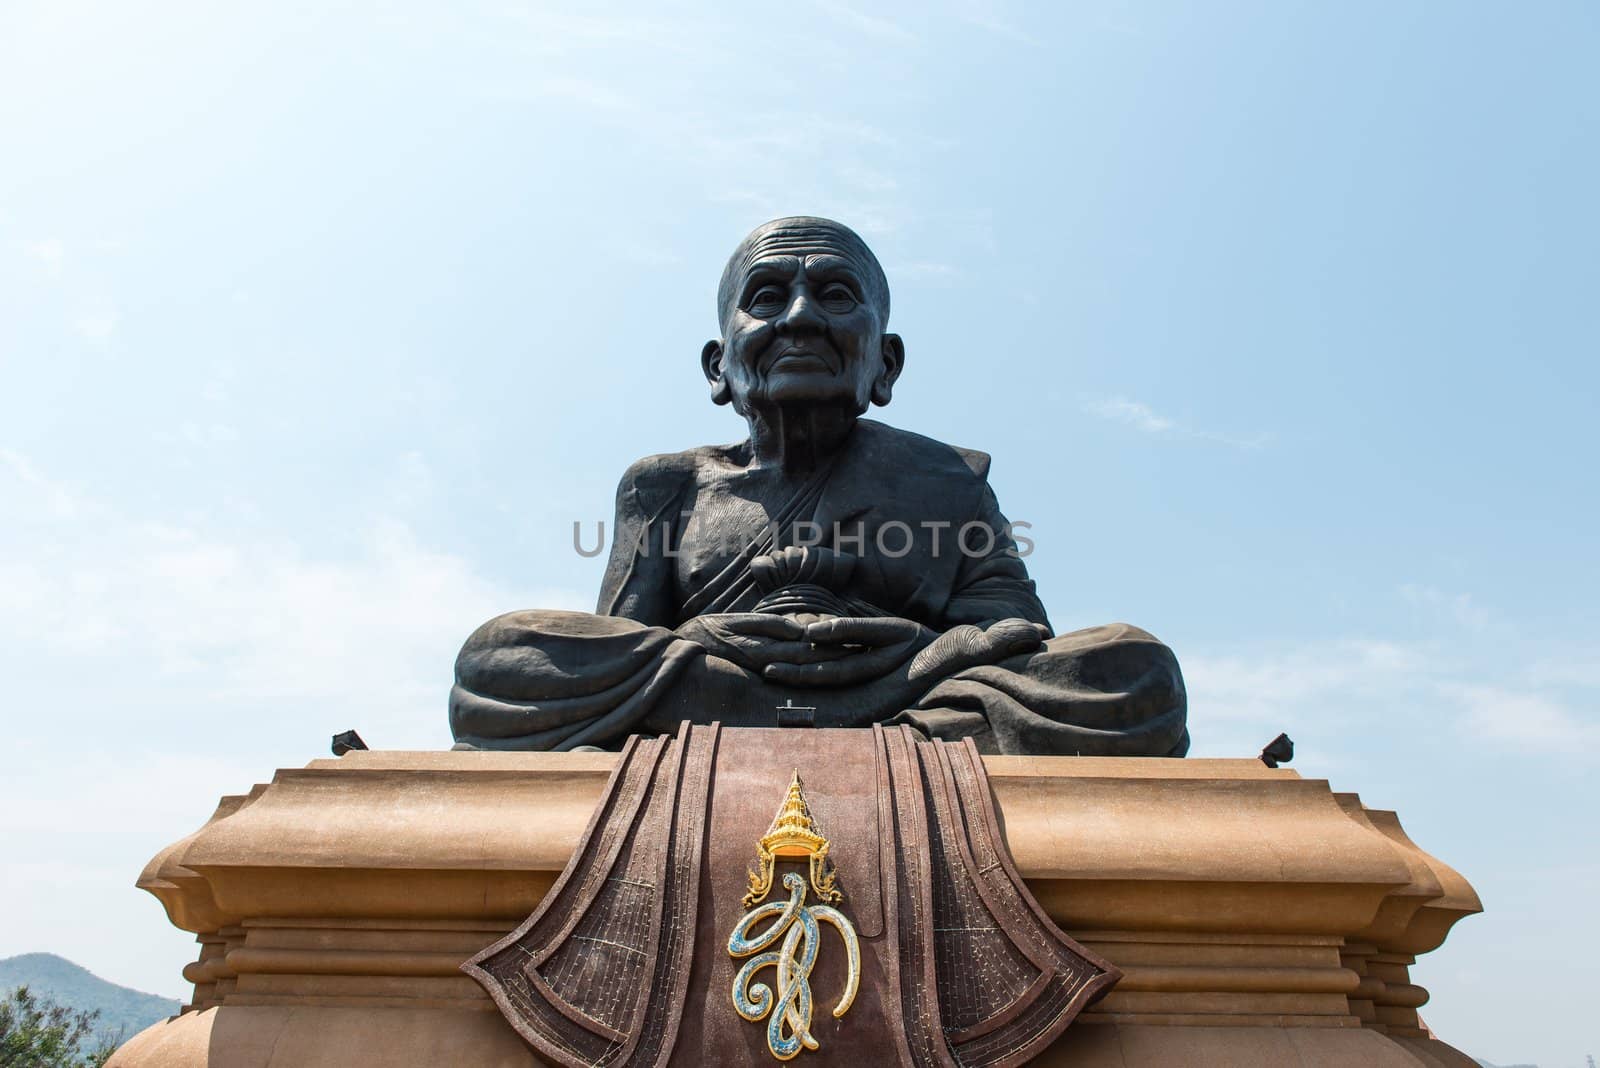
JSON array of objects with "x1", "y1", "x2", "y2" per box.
[
  {"x1": 871, "y1": 333, "x2": 904, "y2": 407},
  {"x1": 702, "y1": 339, "x2": 733, "y2": 406}
]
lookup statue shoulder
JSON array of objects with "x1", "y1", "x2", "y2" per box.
[
  {"x1": 614, "y1": 443, "x2": 747, "y2": 511},
  {"x1": 853, "y1": 419, "x2": 992, "y2": 482}
]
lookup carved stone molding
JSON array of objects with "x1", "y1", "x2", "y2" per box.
[{"x1": 112, "y1": 751, "x2": 1481, "y2": 1067}]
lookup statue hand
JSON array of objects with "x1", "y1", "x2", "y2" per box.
[
  {"x1": 761, "y1": 616, "x2": 936, "y2": 687},
  {"x1": 749, "y1": 545, "x2": 856, "y2": 594},
  {"x1": 676, "y1": 613, "x2": 854, "y2": 675},
  {"x1": 906, "y1": 618, "x2": 1050, "y2": 682}
]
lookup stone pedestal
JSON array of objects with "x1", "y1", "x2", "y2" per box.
[{"x1": 110, "y1": 752, "x2": 1480, "y2": 1067}]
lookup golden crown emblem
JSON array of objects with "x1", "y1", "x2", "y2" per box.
[
  {"x1": 743, "y1": 770, "x2": 841, "y2": 908},
  {"x1": 729, "y1": 769, "x2": 858, "y2": 1061}
]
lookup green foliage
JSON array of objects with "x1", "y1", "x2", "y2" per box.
[
  {"x1": 0, "y1": 957, "x2": 177, "y2": 1048},
  {"x1": 0, "y1": 986, "x2": 117, "y2": 1068}
]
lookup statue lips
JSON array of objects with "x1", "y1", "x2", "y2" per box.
[{"x1": 765, "y1": 346, "x2": 836, "y2": 376}]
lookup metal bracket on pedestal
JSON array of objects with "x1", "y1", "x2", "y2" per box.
[{"x1": 776, "y1": 699, "x2": 817, "y2": 728}]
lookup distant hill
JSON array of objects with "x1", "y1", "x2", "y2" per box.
[{"x1": 0, "y1": 953, "x2": 181, "y2": 1045}]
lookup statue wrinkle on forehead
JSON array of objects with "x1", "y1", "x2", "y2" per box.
[{"x1": 717, "y1": 216, "x2": 891, "y2": 327}]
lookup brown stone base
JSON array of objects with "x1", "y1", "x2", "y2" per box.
[
  {"x1": 109, "y1": 750, "x2": 1481, "y2": 1067},
  {"x1": 112, "y1": 1006, "x2": 1478, "y2": 1067}
]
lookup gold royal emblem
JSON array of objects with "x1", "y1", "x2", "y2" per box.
[{"x1": 726, "y1": 771, "x2": 860, "y2": 1061}]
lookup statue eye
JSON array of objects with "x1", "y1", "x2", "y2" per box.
[
  {"x1": 819, "y1": 284, "x2": 857, "y2": 310},
  {"x1": 745, "y1": 286, "x2": 788, "y2": 316}
]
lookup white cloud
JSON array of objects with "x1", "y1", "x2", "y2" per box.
[
  {"x1": 381, "y1": 448, "x2": 435, "y2": 510},
  {"x1": 1191, "y1": 427, "x2": 1274, "y2": 450},
  {"x1": 2, "y1": 515, "x2": 586, "y2": 725},
  {"x1": 951, "y1": 0, "x2": 1039, "y2": 45},
  {"x1": 1400, "y1": 583, "x2": 1491, "y2": 630},
  {"x1": 457, "y1": 7, "x2": 910, "y2": 227},
  {"x1": 490, "y1": 7, "x2": 685, "y2": 56},
  {"x1": 0, "y1": 448, "x2": 600, "y2": 998},
  {"x1": 153, "y1": 421, "x2": 239, "y2": 448},
  {"x1": 615, "y1": 240, "x2": 686, "y2": 267},
  {"x1": 891, "y1": 261, "x2": 959, "y2": 279},
  {"x1": 1184, "y1": 638, "x2": 1424, "y2": 724},
  {"x1": 1084, "y1": 396, "x2": 1175, "y2": 434},
  {"x1": 1527, "y1": 653, "x2": 1600, "y2": 690},
  {"x1": 22, "y1": 237, "x2": 66, "y2": 278},
  {"x1": 0, "y1": 449, "x2": 590, "y2": 748},
  {"x1": 818, "y1": 1, "x2": 919, "y2": 45},
  {"x1": 1082, "y1": 394, "x2": 1271, "y2": 449},
  {"x1": 1448, "y1": 683, "x2": 1600, "y2": 748},
  {"x1": 0, "y1": 448, "x2": 84, "y2": 518},
  {"x1": 1184, "y1": 632, "x2": 1597, "y2": 758},
  {"x1": 832, "y1": 163, "x2": 900, "y2": 195},
  {"x1": 536, "y1": 74, "x2": 635, "y2": 111},
  {"x1": 0, "y1": 746, "x2": 266, "y2": 836},
  {"x1": 74, "y1": 304, "x2": 120, "y2": 341}
]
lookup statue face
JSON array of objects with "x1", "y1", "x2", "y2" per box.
[{"x1": 705, "y1": 241, "x2": 902, "y2": 416}]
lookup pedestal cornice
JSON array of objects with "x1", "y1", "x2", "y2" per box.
[{"x1": 117, "y1": 751, "x2": 1481, "y2": 1068}]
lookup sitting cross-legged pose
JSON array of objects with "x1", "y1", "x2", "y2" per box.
[{"x1": 450, "y1": 217, "x2": 1187, "y2": 757}]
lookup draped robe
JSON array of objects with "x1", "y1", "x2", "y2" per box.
[{"x1": 451, "y1": 419, "x2": 1189, "y2": 756}]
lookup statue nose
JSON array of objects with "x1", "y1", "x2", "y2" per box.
[{"x1": 775, "y1": 291, "x2": 826, "y2": 336}]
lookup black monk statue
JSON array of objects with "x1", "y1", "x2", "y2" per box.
[{"x1": 450, "y1": 217, "x2": 1188, "y2": 756}]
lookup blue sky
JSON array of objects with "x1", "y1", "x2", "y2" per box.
[{"x1": 1, "y1": 2, "x2": 1596, "y2": 1063}]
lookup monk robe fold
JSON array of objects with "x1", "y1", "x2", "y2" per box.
[{"x1": 450, "y1": 421, "x2": 1188, "y2": 756}]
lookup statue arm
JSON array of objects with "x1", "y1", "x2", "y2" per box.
[
  {"x1": 939, "y1": 482, "x2": 1052, "y2": 634},
  {"x1": 596, "y1": 461, "x2": 678, "y2": 627}
]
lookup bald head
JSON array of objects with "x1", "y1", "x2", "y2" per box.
[{"x1": 717, "y1": 216, "x2": 890, "y2": 329}]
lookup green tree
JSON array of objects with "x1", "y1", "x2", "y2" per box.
[{"x1": 0, "y1": 986, "x2": 117, "y2": 1068}]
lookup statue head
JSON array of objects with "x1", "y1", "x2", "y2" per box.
[{"x1": 703, "y1": 217, "x2": 904, "y2": 417}]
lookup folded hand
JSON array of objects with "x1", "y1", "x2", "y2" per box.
[
  {"x1": 761, "y1": 616, "x2": 937, "y2": 687},
  {"x1": 675, "y1": 613, "x2": 855, "y2": 675}
]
